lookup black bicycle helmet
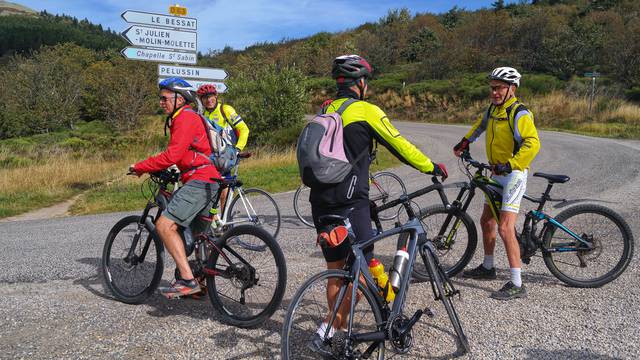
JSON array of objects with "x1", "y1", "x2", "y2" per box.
[{"x1": 332, "y1": 55, "x2": 372, "y2": 81}]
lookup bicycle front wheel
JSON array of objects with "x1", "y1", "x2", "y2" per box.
[
  {"x1": 281, "y1": 269, "x2": 385, "y2": 360},
  {"x1": 370, "y1": 171, "x2": 407, "y2": 221},
  {"x1": 413, "y1": 205, "x2": 477, "y2": 280},
  {"x1": 421, "y1": 243, "x2": 470, "y2": 354},
  {"x1": 293, "y1": 185, "x2": 315, "y2": 228},
  {"x1": 102, "y1": 215, "x2": 164, "y2": 304},
  {"x1": 228, "y1": 187, "x2": 281, "y2": 238},
  {"x1": 206, "y1": 225, "x2": 286, "y2": 328},
  {"x1": 542, "y1": 204, "x2": 634, "y2": 287}
]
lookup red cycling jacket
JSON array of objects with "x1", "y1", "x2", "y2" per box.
[{"x1": 133, "y1": 105, "x2": 220, "y2": 183}]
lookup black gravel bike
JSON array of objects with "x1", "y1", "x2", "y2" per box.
[
  {"x1": 101, "y1": 169, "x2": 287, "y2": 328},
  {"x1": 281, "y1": 177, "x2": 470, "y2": 359},
  {"x1": 415, "y1": 151, "x2": 634, "y2": 287}
]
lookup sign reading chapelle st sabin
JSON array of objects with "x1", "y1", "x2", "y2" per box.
[{"x1": 120, "y1": 5, "x2": 228, "y2": 92}]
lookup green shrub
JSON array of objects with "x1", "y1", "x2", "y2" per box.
[
  {"x1": 226, "y1": 65, "x2": 308, "y2": 146},
  {"x1": 60, "y1": 137, "x2": 91, "y2": 151},
  {"x1": 0, "y1": 156, "x2": 33, "y2": 168}
]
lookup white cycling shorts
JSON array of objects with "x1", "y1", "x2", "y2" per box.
[{"x1": 485, "y1": 169, "x2": 528, "y2": 213}]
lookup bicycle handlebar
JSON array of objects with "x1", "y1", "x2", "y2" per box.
[{"x1": 460, "y1": 150, "x2": 492, "y2": 171}]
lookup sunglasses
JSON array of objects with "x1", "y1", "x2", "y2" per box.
[
  {"x1": 159, "y1": 95, "x2": 175, "y2": 102},
  {"x1": 490, "y1": 85, "x2": 510, "y2": 92}
]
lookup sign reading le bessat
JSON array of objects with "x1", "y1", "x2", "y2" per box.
[
  {"x1": 158, "y1": 65, "x2": 228, "y2": 80},
  {"x1": 121, "y1": 10, "x2": 197, "y2": 31},
  {"x1": 122, "y1": 25, "x2": 197, "y2": 52}
]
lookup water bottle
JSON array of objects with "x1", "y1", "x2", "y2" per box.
[
  {"x1": 369, "y1": 258, "x2": 395, "y2": 302},
  {"x1": 209, "y1": 208, "x2": 222, "y2": 230},
  {"x1": 389, "y1": 247, "x2": 409, "y2": 292}
]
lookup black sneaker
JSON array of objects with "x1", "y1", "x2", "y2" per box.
[
  {"x1": 490, "y1": 281, "x2": 527, "y2": 300},
  {"x1": 307, "y1": 333, "x2": 333, "y2": 358},
  {"x1": 462, "y1": 264, "x2": 497, "y2": 280}
]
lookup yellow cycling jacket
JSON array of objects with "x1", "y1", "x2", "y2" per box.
[
  {"x1": 203, "y1": 102, "x2": 250, "y2": 150},
  {"x1": 464, "y1": 97, "x2": 540, "y2": 171},
  {"x1": 328, "y1": 98, "x2": 434, "y2": 173}
]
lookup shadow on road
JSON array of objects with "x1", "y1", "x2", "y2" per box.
[{"x1": 524, "y1": 348, "x2": 622, "y2": 359}]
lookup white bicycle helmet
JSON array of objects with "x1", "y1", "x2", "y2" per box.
[{"x1": 488, "y1": 67, "x2": 521, "y2": 87}]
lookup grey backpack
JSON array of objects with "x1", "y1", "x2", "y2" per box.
[{"x1": 296, "y1": 99, "x2": 368, "y2": 187}]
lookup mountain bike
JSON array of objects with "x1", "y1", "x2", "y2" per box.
[
  {"x1": 216, "y1": 152, "x2": 281, "y2": 239},
  {"x1": 101, "y1": 169, "x2": 287, "y2": 328},
  {"x1": 281, "y1": 178, "x2": 470, "y2": 359},
  {"x1": 414, "y1": 151, "x2": 634, "y2": 287}
]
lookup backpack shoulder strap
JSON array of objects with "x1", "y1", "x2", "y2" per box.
[
  {"x1": 335, "y1": 98, "x2": 358, "y2": 116},
  {"x1": 218, "y1": 101, "x2": 229, "y2": 124},
  {"x1": 505, "y1": 101, "x2": 529, "y2": 155}
]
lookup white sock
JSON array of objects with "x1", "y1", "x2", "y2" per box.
[
  {"x1": 317, "y1": 322, "x2": 335, "y2": 339},
  {"x1": 510, "y1": 268, "x2": 522, "y2": 287},
  {"x1": 483, "y1": 255, "x2": 494, "y2": 269}
]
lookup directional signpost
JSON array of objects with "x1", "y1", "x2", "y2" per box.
[
  {"x1": 120, "y1": 6, "x2": 228, "y2": 92},
  {"x1": 121, "y1": 47, "x2": 197, "y2": 64},
  {"x1": 584, "y1": 71, "x2": 601, "y2": 113},
  {"x1": 158, "y1": 65, "x2": 228, "y2": 80},
  {"x1": 121, "y1": 10, "x2": 196, "y2": 31}
]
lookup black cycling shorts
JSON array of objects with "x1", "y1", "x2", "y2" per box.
[{"x1": 311, "y1": 201, "x2": 374, "y2": 263}]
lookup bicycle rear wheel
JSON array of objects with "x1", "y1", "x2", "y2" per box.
[
  {"x1": 281, "y1": 269, "x2": 385, "y2": 360},
  {"x1": 293, "y1": 184, "x2": 314, "y2": 228},
  {"x1": 228, "y1": 187, "x2": 281, "y2": 238},
  {"x1": 413, "y1": 205, "x2": 477, "y2": 280},
  {"x1": 370, "y1": 171, "x2": 406, "y2": 221},
  {"x1": 206, "y1": 225, "x2": 286, "y2": 328},
  {"x1": 421, "y1": 242, "x2": 470, "y2": 354},
  {"x1": 542, "y1": 204, "x2": 634, "y2": 287},
  {"x1": 102, "y1": 215, "x2": 164, "y2": 304}
]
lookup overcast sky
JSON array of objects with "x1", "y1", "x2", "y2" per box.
[{"x1": 16, "y1": 0, "x2": 515, "y2": 53}]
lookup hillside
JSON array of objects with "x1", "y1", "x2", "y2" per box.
[
  {"x1": 0, "y1": 0, "x2": 35, "y2": 16},
  {"x1": 0, "y1": 4, "x2": 125, "y2": 56}
]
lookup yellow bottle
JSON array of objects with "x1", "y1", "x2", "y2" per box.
[{"x1": 368, "y1": 258, "x2": 395, "y2": 302}]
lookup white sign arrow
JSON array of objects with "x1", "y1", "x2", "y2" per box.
[
  {"x1": 158, "y1": 78, "x2": 228, "y2": 93},
  {"x1": 122, "y1": 25, "x2": 197, "y2": 52},
  {"x1": 121, "y1": 47, "x2": 197, "y2": 65},
  {"x1": 158, "y1": 65, "x2": 228, "y2": 80},
  {"x1": 121, "y1": 10, "x2": 197, "y2": 31}
]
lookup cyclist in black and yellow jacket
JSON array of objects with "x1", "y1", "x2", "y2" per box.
[
  {"x1": 307, "y1": 55, "x2": 448, "y2": 356},
  {"x1": 197, "y1": 84, "x2": 250, "y2": 213},
  {"x1": 453, "y1": 67, "x2": 540, "y2": 300}
]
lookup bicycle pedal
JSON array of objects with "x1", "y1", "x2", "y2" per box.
[
  {"x1": 522, "y1": 257, "x2": 531, "y2": 265},
  {"x1": 424, "y1": 307, "x2": 436, "y2": 318}
]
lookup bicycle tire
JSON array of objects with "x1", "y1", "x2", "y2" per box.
[
  {"x1": 421, "y1": 243, "x2": 470, "y2": 354},
  {"x1": 412, "y1": 205, "x2": 477, "y2": 280},
  {"x1": 293, "y1": 184, "x2": 315, "y2": 228},
  {"x1": 206, "y1": 225, "x2": 287, "y2": 328},
  {"x1": 102, "y1": 215, "x2": 164, "y2": 304},
  {"x1": 228, "y1": 187, "x2": 281, "y2": 238},
  {"x1": 370, "y1": 171, "x2": 407, "y2": 221},
  {"x1": 281, "y1": 269, "x2": 385, "y2": 360},
  {"x1": 542, "y1": 204, "x2": 634, "y2": 288}
]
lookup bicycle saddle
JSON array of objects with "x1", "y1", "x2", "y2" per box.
[
  {"x1": 238, "y1": 152, "x2": 252, "y2": 159},
  {"x1": 533, "y1": 172, "x2": 570, "y2": 183},
  {"x1": 210, "y1": 177, "x2": 241, "y2": 186}
]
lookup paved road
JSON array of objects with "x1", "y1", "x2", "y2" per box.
[{"x1": 1, "y1": 123, "x2": 638, "y2": 359}]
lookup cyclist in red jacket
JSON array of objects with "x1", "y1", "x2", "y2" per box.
[{"x1": 130, "y1": 77, "x2": 220, "y2": 298}]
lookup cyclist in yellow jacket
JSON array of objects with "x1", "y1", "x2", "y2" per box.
[
  {"x1": 453, "y1": 67, "x2": 540, "y2": 300},
  {"x1": 197, "y1": 84, "x2": 250, "y2": 211}
]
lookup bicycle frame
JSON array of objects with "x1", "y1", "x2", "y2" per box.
[{"x1": 327, "y1": 199, "x2": 454, "y2": 352}]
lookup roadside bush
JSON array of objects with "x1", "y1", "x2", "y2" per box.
[{"x1": 226, "y1": 64, "x2": 308, "y2": 146}]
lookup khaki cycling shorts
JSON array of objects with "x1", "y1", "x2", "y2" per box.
[{"x1": 163, "y1": 180, "x2": 218, "y2": 233}]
